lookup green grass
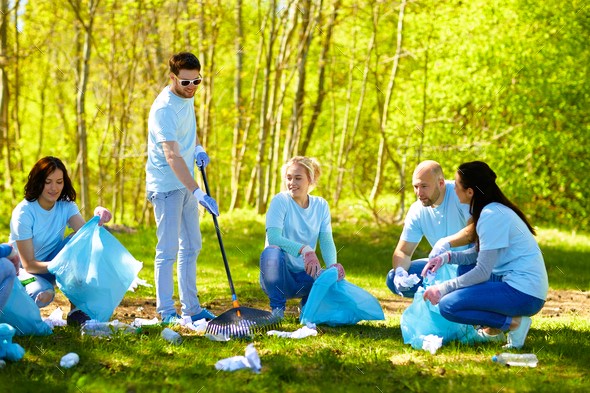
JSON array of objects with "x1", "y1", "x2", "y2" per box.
[{"x1": 2, "y1": 208, "x2": 590, "y2": 392}]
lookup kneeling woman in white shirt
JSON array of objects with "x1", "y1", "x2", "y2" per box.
[
  {"x1": 259, "y1": 156, "x2": 345, "y2": 319},
  {"x1": 422, "y1": 160, "x2": 548, "y2": 349}
]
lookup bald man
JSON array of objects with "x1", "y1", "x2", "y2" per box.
[{"x1": 386, "y1": 160, "x2": 474, "y2": 297}]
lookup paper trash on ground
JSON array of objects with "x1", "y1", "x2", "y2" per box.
[
  {"x1": 215, "y1": 344, "x2": 261, "y2": 373},
  {"x1": 267, "y1": 323, "x2": 317, "y2": 339},
  {"x1": 421, "y1": 334, "x2": 443, "y2": 354},
  {"x1": 43, "y1": 307, "x2": 67, "y2": 328}
]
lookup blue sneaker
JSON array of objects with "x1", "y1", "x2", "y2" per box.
[
  {"x1": 190, "y1": 308, "x2": 216, "y2": 322},
  {"x1": 504, "y1": 316, "x2": 532, "y2": 349},
  {"x1": 161, "y1": 313, "x2": 181, "y2": 325},
  {"x1": 271, "y1": 307, "x2": 285, "y2": 319}
]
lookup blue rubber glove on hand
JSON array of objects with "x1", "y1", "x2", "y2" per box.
[
  {"x1": 193, "y1": 188, "x2": 219, "y2": 216},
  {"x1": 194, "y1": 145, "x2": 210, "y2": 169},
  {"x1": 428, "y1": 237, "x2": 451, "y2": 259}
]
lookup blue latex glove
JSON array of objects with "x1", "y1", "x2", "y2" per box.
[
  {"x1": 428, "y1": 237, "x2": 451, "y2": 259},
  {"x1": 194, "y1": 145, "x2": 210, "y2": 169},
  {"x1": 193, "y1": 188, "x2": 219, "y2": 216}
]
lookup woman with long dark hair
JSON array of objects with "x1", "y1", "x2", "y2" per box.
[
  {"x1": 9, "y1": 156, "x2": 112, "y2": 326},
  {"x1": 422, "y1": 161, "x2": 548, "y2": 348}
]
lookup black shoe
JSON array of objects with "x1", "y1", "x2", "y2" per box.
[{"x1": 67, "y1": 309, "x2": 91, "y2": 326}]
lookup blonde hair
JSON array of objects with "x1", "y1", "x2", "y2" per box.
[{"x1": 282, "y1": 156, "x2": 321, "y2": 187}]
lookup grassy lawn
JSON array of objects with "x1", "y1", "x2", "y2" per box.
[{"x1": 1, "y1": 208, "x2": 589, "y2": 392}]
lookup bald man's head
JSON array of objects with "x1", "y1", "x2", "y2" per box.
[{"x1": 412, "y1": 160, "x2": 445, "y2": 207}]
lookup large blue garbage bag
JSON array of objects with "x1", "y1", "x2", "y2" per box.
[
  {"x1": 400, "y1": 264, "x2": 481, "y2": 349},
  {"x1": 0, "y1": 280, "x2": 52, "y2": 336},
  {"x1": 48, "y1": 217, "x2": 142, "y2": 322},
  {"x1": 300, "y1": 268, "x2": 385, "y2": 326}
]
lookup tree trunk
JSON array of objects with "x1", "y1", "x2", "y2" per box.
[
  {"x1": 284, "y1": 0, "x2": 314, "y2": 159},
  {"x1": 230, "y1": 0, "x2": 244, "y2": 211},
  {"x1": 253, "y1": 0, "x2": 278, "y2": 214},
  {"x1": 369, "y1": 0, "x2": 407, "y2": 202},
  {"x1": 300, "y1": 0, "x2": 340, "y2": 156},
  {"x1": 69, "y1": 0, "x2": 100, "y2": 215},
  {"x1": 334, "y1": 4, "x2": 375, "y2": 206},
  {"x1": 0, "y1": 0, "x2": 14, "y2": 200},
  {"x1": 11, "y1": 0, "x2": 23, "y2": 173}
]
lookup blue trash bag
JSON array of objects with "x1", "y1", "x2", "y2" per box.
[
  {"x1": 400, "y1": 264, "x2": 481, "y2": 349},
  {"x1": 48, "y1": 216, "x2": 142, "y2": 322},
  {"x1": 300, "y1": 268, "x2": 385, "y2": 326},
  {"x1": 0, "y1": 280, "x2": 52, "y2": 336}
]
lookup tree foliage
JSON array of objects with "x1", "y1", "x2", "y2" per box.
[{"x1": 0, "y1": 0, "x2": 587, "y2": 230}]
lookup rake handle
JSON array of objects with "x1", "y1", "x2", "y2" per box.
[{"x1": 198, "y1": 165, "x2": 239, "y2": 303}]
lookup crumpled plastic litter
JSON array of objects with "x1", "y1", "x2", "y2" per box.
[
  {"x1": 421, "y1": 334, "x2": 443, "y2": 354},
  {"x1": 43, "y1": 307, "x2": 67, "y2": 329},
  {"x1": 81, "y1": 320, "x2": 137, "y2": 337},
  {"x1": 215, "y1": 344, "x2": 261, "y2": 373},
  {"x1": 400, "y1": 273, "x2": 421, "y2": 288},
  {"x1": 60, "y1": 352, "x2": 79, "y2": 368},
  {"x1": 130, "y1": 317, "x2": 159, "y2": 328},
  {"x1": 0, "y1": 359, "x2": 6, "y2": 368},
  {"x1": 267, "y1": 323, "x2": 318, "y2": 339},
  {"x1": 127, "y1": 277, "x2": 153, "y2": 292},
  {"x1": 178, "y1": 317, "x2": 207, "y2": 333}
]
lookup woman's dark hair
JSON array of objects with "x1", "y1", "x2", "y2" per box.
[
  {"x1": 457, "y1": 161, "x2": 535, "y2": 235},
  {"x1": 25, "y1": 156, "x2": 76, "y2": 202}
]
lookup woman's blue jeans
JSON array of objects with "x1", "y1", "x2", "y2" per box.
[
  {"x1": 438, "y1": 265, "x2": 546, "y2": 330},
  {"x1": 259, "y1": 246, "x2": 314, "y2": 310},
  {"x1": 19, "y1": 235, "x2": 72, "y2": 308}
]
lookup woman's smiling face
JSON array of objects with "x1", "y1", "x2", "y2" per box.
[{"x1": 285, "y1": 163, "x2": 311, "y2": 201}]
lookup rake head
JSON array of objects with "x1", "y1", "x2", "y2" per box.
[{"x1": 205, "y1": 306, "x2": 281, "y2": 339}]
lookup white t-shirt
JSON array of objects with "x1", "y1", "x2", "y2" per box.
[
  {"x1": 9, "y1": 199, "x2": 80, "y2": 261},
  {"x1": 478, "y1": 202, "x2": 548, "y2": 300},
  {"x1": 401, "y1": 181, "x2": 471, "y2": 247},
  {"x1": 265, "y1": 192, "x2": 332, "y2": 272},
  {"x1": 146, "y1": 85, "x2": 197, "y2": 193}
]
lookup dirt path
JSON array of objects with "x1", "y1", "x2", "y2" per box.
[{"x1": 42, "y1": 288, "x2": 589, "y2": 322}]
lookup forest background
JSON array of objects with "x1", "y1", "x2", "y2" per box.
[{"x1": 0, "y1": 0, "x2": 587, "y2": 231}]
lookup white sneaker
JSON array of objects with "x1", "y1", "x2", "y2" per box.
[
  {"x1": 476, "y1": 328, "x2": 506, "y2": 343},
  {"x1": 504, "y1": 316, "x2": 532, "y2": 349}
]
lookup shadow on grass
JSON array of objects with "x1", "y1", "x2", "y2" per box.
[{"x1": 541, "y1": 245, "x2": 590, "y2": 290}]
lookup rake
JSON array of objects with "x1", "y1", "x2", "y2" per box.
[{"x1": 198, "y1": 165, "x2": 281, "y2": 338}]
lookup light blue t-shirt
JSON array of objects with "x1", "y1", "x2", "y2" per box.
[
  {"x1": 9, "y1": 199, "x2": 80, "y2": 261},
  {"x1": 478, "y1": 202, "x2": 548, "y2": 300},
  {"x1": 146, "y1": 85, "x2": 197, "y2": 192},
  {"x1": 266, "y1": 192, "x2": 332, "y2": 272},
  {"x1": 401, "y1": 181, "x2": 471, "y2": 248}
]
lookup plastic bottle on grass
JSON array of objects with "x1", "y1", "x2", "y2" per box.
[
  {"x1": 161, "y1": 328, "x2": 182, "y2": 344},
  {"x1": 492, "y1": 353, "x2": 538, "y2": 367}
]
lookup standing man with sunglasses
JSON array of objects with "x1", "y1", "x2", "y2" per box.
[{"x1": 146, "y1": 52, "x2": 219, "y2": 324}]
